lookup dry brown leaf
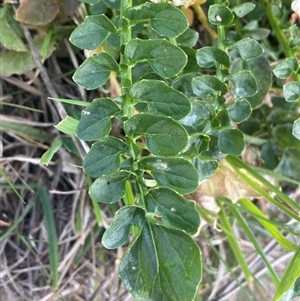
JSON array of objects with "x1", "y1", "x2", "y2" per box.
[{"x1": 198, "y1": 160, "x2": 262, "y2": 203}]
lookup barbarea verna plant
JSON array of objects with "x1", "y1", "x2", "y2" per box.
[{"x1": 51, "y1": 0, "x2": 300, "y2": 300}]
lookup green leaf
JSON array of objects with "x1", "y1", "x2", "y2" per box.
[
  {"x1": 145, "y1": 187, "x2": 200, "y2": 235},
  {"x1": 274, "y1": 246, "x2": 300, "y2": 301},
  {"x1": 129, "y1": 80, "x2": 191, "y2": 120},
  {"x1": 76, "y1": 98, "x2": 120, "y2": 141},
  {"x1": 234, "y1": 38, "x2": 264, "y2": 60},
  {"x1": 125, "y1": 39, "x2": 187, "y2": 78},
  {"x1": 273, "y1": 124, "x2": 300, "y2": 150},
  {"x1": 55, "y1": 116, "x2": 79, "y2": 135},
  {"x1": 103, "y1": 0, "x2": 121, "y2": 10},
  {"x1": 208, "y1": 4, "x2": 234, "y2": 26},
  {"x1": 276, "y1": 147, "x2": 300, "y2": 181},
  {"x1": 102, "y1": 206, "x2": 145, "y2": 249},
  {"x1": 230, "y1": 70, "x2": 258, "y2": 97},
  {"x1": 124, "y1": 114, "x2": 188, "y2": 156},
  {"x1": 227, "y1": 97, "x2": 252, "y2": 123},
  {"x1": 69, "y1": 15, "x2": 116, "y2": 50},
  {"x1": 293, "y1": 118, "x2": 300, "y2": 140},
  {"x1": 283, "y1": 81, "x2": 300, "y2": 102},
  {"x1": 80, "y1": 0, "x2": 100, "y2": 4},
  {"x1": 273, "y1": 58, "x2": 298, "y2": 79},
  {"x1": 230, "y1": 56, "x2": 272, "y2": 108},
  {"x1": 125, "y1": 2, "x2": 188, "y2": 38},
  {"x1": 73, "y1": 52, "x2": 119, "y2": 90},
  {"x1": 140, "y1": 156, "x2": 199, "y2": 194},
  {"x1": 192, "y1": 75, "x2": 228, "y2": 96},
  {"x1": 176, "y1": 28, "x2": 199, "y2": 47},
  {"x1": 232, "y1": 3, "x2": 256, "y2": 17},
  {"x1": 181, "y1": 100, "x2": 214, "y2": 127},
  {"x1": 119, "y1": 222, "x2": 201, "y2": 301},
  {"x1": 218, "y1": 129, "x2": 244, "y2": 156},
  {"x1": 261, "y1": 142, "x2": 279, "y2": 169},
  {"x1": 40, "y1": 139, "x2": 63, "y2": 166},
  {"x1": 83, "y1": 137, "x2": 125, "y2": 177},
  {"x1": 89, "y1": 172, "x2": 134, "y2": 204},
  {"x1": 196, "y1": 47, "x2": 230, "y2": 68},
  {"x1": 0, "y1": 5, "x2": 27, "y2": 51},
  {"x1": 192, "y1": 156, "x2": 218, "y2": 184}
]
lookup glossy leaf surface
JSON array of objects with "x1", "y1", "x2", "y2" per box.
[
  {"x1": 69, "y1": 15, "x2": 116, "y2": 50},
  {"x1": 196, "y1": 47, "x2": 230, "y2": 68},
  {"x1": 208, "y1": 4, "x2": 234, "y2": 26},
  {"x1": 218, "y1": 129, "x2": 244, "y2": 156},
  {"x1": 145, "y1": 187, "x2": 200, "y2": 235},
  {"x1": 227, "y1": 97, "x2": 252, "y2": 123},
  {"x1": 89, "y1": 172, "x2": 133, "y2": 203},
  {"x1": 235, "y1": 38, "x2": 264, "y2": 60},
  {"x1": 283, "y1": 81, "x2": 300, "y2": 102},
  {"x1": 125, "y1": 39, "x2": 187, "y2": 78},
  {"x1": 192, "y1": 75, "x2": 228, "y2": 96},
  {"x1": 125, "y1": 2, "x2": 188, "y2": 38},
  {"x1": 129, "y1": 80, "x2": 191, "y2": 120},
  {"x1": 102, "y1": 206, "x2": 145, "y2": 249},
  {"x1": 83, "y1": 137, "x2": 125, "y2": 177},
  {"x1": 140, "y1": 156, "x2": 199, "y2": 194},
  {"x1": 124, "y1": 114, "x2": 188, "y2": 156},
  {"x1": 273, "y1": 58, "x2": 298, "y2": 79},
  {"x1": 230, "y1": 71, "x2": 258, "y2": 97},
  {"x1": 77, "y1": 98, "x2": 120, "y2": 141},
  {"x1": 119, "y1": 222, "x2": 202, "y2": 301},
  {"x1": 73, "y1": 53, "x2": 119, "y2": 90}
]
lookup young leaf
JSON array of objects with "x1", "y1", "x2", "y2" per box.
[
  {"x1": 230, "y1": 70, "x2": 258, "y2": 97},
  {"x1": 145, "y1": 187, "x2": 200, "y2": 235},
  {"x1": 208, "y1": 4, "x2": 234, "y2": 27},
  {"x1": 196, "y1": 47, "x2": 230, "y2": 68},
  {"x1": 125, "y1": 39, "x2": 187, "y2": 78},
  {"x1": 83, "y1": 137, "x2": 125, "y2": 177},
  {"x1": 69, "y1": 15, "x2": 116, "y2": 50},
  {"x1": 274, "y1": 246, "x2": 300, "y2": 301},
  {"x1": 119, "y1": 222, "x2": 202, "y2": 301},
  {"x1": 73, "y1": 52, "x2": 119, "y2": 90},
  {"x1": 89, "y1": 172, "x2": 133, "y2": 203},
  {"x1": 234, "y1": 38, "x2": 264, "y2": 60},
  {"x1": 102, "y1": 206, "x2": 145, "y2": 249},
  {"x1": 283, "y1": 81, "x2": 300, "y2": 102},
  {"x1": 218, "y1": 129, "x2": 244, "y2": 156},
  {"x1": 192, "y1": 75, "x2": 228, "y2": 96},
  {"x1": 273, "y1": 58, "x2": 298, "y2": 79},
  {"x1": 232, "y1": 3, "x2": 256, "y2": 17},
  {"x1": 226, "y1": 97, "x2": 252, "y2": 123},
  {"x1": 128, "y1": 80, "x2": 191, "y2": 120},
  {"x1": 124, "y1": 114, "x2": 189, "y2": 156},
  {"x1": 176, "y1": 28, "x2": 199, "y2": 47},
  {"x1": 76, "y1": 98, "x2": 120, "y2": 141},
  {"x1": 125, "y1": 2, "x2": 188, "y2": 38},
  {"x1": 140, "y1": 156, "x2": 199, "y2": 194}
]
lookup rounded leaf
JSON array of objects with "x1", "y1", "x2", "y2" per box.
[
  {"x1": 89, "y1": 172, "x2": 133, "y2": 203},
  {"x1": 293, "y1": 118, "x2": 300, "y2": 140},
  {"x1": 226, "y1": 97, "x2": 252, "y2": 123},
  {"x1": 230, "y1": 70, "x2": 257, "y2": 97},
  {"x1": 124, "y1": 114, "x2": 189, "y2": 156},
  {"x1": 73, "y1": 53, "x2": 119, "y2": 90},
  {"x1": 196, "y1": 47, "x2": 230, "y2": 68},
  {"x1": 145, "y1": 187, "x2": 200, "y2": 235},
  {"x1": 77, "y1": 98, "x2": 120, "y2": 141},
  {"x1": 235, "y1": 38, "x2": 264, "y2": 61},
  {"x1": 218, "y1": 129, "x2": 244, "y2": 156},
  {"x1": 208, "y1": 4, "x2": 234, "y2": 27},
  {"x1": 83, "y1": 137, "x2": 125, "y2": 177},
  {"x1": 273, "y1": 57, "x2": 298, "y2": 79},
  {"x1": 69, "y1": 15, "x2": 116, "y2": 50},
  {"x1": 283, "y1": 81, "x2": 300, "y2": 102},
  {"x1": 140, "y1": 156, "x2": 199, "y2": 194},
  {"x1": 125, "y1": 39, "x2": 187, "y2": 78},
  {"x1": 129, "y1": 80, "x2": 191, "y2": 120},
  {"x1": 192, "y1": 75, "x2": 228, "y2": 96}
]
